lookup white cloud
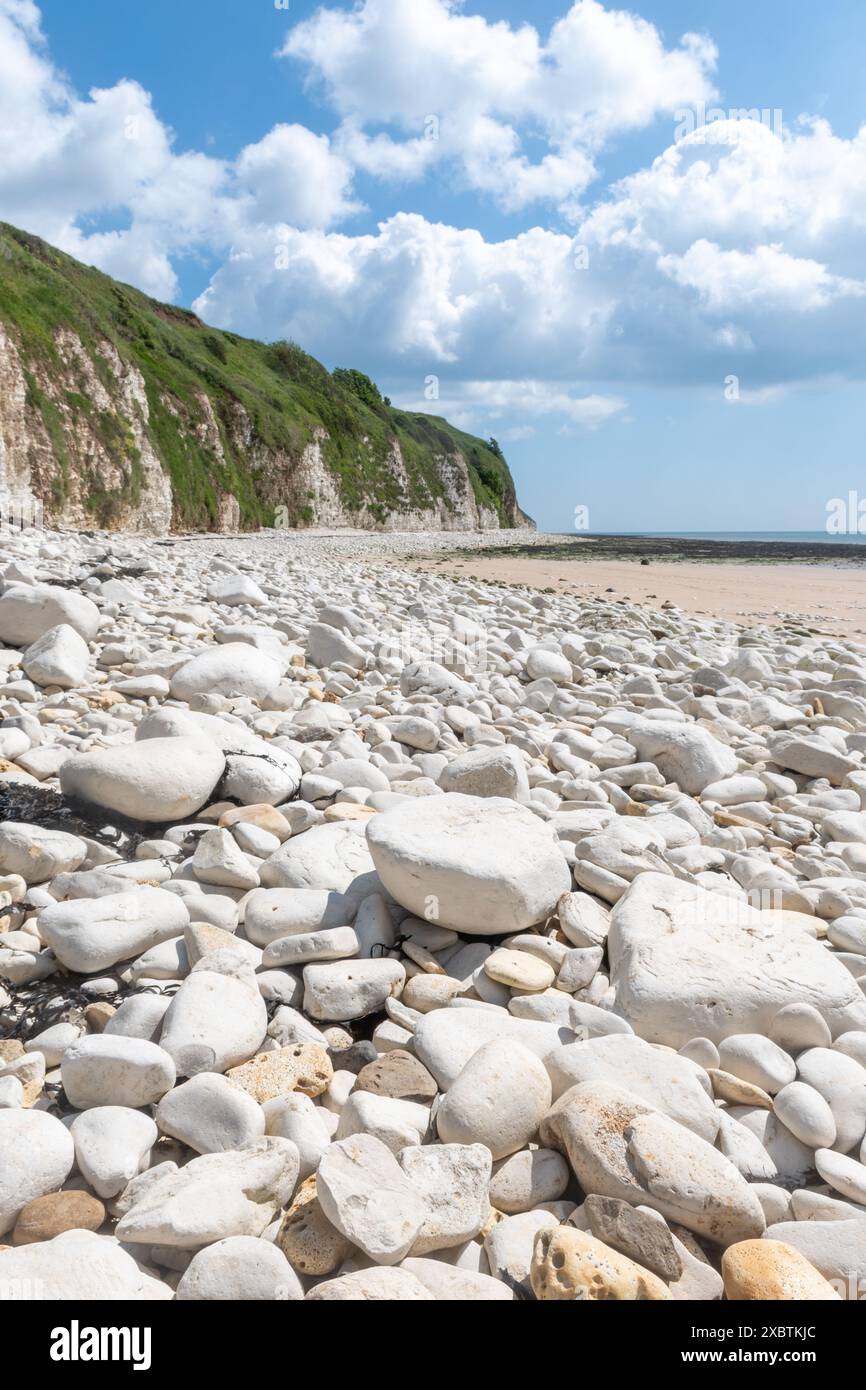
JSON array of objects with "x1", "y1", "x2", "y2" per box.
[
  {"x1": 4, "y1": 0, "x2": 866, "y2": 427},
  {"x1": 581, "y1": 116, "x2": 866, "y2": 257},
  {"x1": 392, "y1": 378, "x2": 626, "y2": 431},
  {"x1": 657, "y1": 239, "x2": 866, "y2": 312},
  {"x1": 0, "y1": 1, "x2": 362, "y2": 296},
  {"x1": 282, "y1": 0, "x2": 717, "y2": 213},
  {"x1": 193, "y1": 213, "x2": 616, "y2": 378},
  {"x1": 235, "y1": 124, "x2": 362, "y2": 229}
]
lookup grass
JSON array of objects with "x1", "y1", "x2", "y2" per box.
[{"x1": 0, "y1": 222, "x2": 521, "y2": 531}]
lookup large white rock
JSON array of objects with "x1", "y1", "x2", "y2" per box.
[
  {"x1": 159, "y1": 968, "x2": 268, "y2": 1075},
  {"x1": 244, "y1": 887, "x2": 353, "y2": 946},
  {"x1": 399, "y1": 1144, "x2": 491, "y2": 1254},
  {"x1": 0, "y1": 822, "x2": 87, "y2": 883},
  {"x1": 629, "y1": 721, "x2": 738, "y2": 795},
  {"x1": 156, "y1": 1072, "x2": 265, "y2": 1154},
  {"x1": 306, "y1": 622, "x2": 367, "y2": 670},
  {"x1": 70, "y1": 1106, "x2": 158, "y2": 1198},
  {"x1": 608, "y1": 873, "x2": 866, "y2": 1046},
  {"x1": 542, "y1": 1081, "x2": 766, "y2": 1247},
  {"x1": 170, "y1": 643, "x2": 281, "y2": 702},
  {"x1": 60, "y1": 738, "x2": 225, "y2": 823},
  {"x1": 38, "y1": 886, "x2": 188, "y2": 973},
  {"x1": 260, "y1": 823, "x2": 376, "y2": 900},
  {"x1": 115, "y1": 1137, "x2": 299, "y2": 1247},
  {"x1": 317, "y1": 1134, "x2": 428, "y2": 1264},
  {"x1": 21, "y1": 623, "x2": 89, "y2": 688},
  {"x1": 439, "y1": 745, "x2": 530, "y2": 802},
  {"x1": 0, "y1": 1109, "x2": 75, "y2": 1236},
  {"x1": 413, "y1": 1007, "x2": 572, "y2": 1090},
  {"x1": 437, "y1": 1039, "x2": 551, "y2": 1159},
  {"x1": 543, "y1": 1033, "x2": 719, "y2": 1142},
  {"x1": 765, "y1": 1220, "x2": 866, "y2": 1299},
  {"x1": 175, "y1": 1235, "x2": 303, "y2": 1301},
  {"x1": 303, "y1": 958, "x2": 405, "y2": 1022},
  {"x1": 306, "y1": 1267, "x2": 434, "y2": 1301},
  {"x1": 795, "y1": 1048, "x2": 866, "y2": 1154},
  {"x1": 0, "y1": 1230, "x2": 147, "y2": 1299},
  {"x1": 136, "y1": 707, "x2": 301, "y2": 806},
  {"x1": 61, "y1": 1036, "x2": 176, "y2": 1110},
  {"x1": 367, "y1": 794, "x2": 571, "y2": 934},
  {"x1": 401, "y1": 1259, "x2": 513, "y2": 1300},
  {"x1": 0, "y1": 582, "x2": 100, "y2": 645}
]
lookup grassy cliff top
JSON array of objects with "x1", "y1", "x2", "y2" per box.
[{"x1": 0, "y1": 222, "x2": 522, "y2": 530}]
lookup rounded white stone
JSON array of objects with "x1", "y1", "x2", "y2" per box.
[{"x1": 367, "y1": 794, "x2": 571, "y2": 935}]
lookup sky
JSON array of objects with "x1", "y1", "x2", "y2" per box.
[{"x1": 3, "y1": 0, "x2": 866, "y2": 533}]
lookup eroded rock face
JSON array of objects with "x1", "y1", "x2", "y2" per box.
[{"x1": 0, "y1": 311, "x2": 525, "y2": 535}]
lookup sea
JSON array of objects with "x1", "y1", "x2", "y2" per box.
[{"x1": 573, "y1": 532, "x2": 866, "y2": 544}]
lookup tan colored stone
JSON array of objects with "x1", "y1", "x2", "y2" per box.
[
  {"x1": 484, "y1": 948, "x2": 555, "y2": 993},
  {"x1": 87, "y1": 689, "x2": 126, "y2": 709},
  {"x1": 531, "y1": 1226, "x2": 673, "y2": 1301},
  {"x1": 402, "y1": 974, "x2": 462, "y2": 1013},
  {"x1": 199, "y1": 801, "x2": 237, "y2": 823},
  {"x1": 84, "y1": 1003, "x2": 116, "y2": 1033},
  {"x1": 12, "y1": 1190, "x2": 106, "y2": 1245},
  {"x1": 276, "y1": 1176, "x2": 354, "y2": 1276},
  {"x1": 183, "y1": 921, "x2": 239, "y2": 966},
  {"x1": 226, "y1": 1043, "x2": 333, "y2": 1102},
  {"x1": 4, "y1": 1053, "x2": 44, "y2": 1106},
  {"x1": 0, "y1": 1040, "x2": 24, "y2": 1064},
  {"x1": 355, "y1": 1051, "x2": 438, "y2": 1102},
  {"x1": 722, "y1": 1239, "x2": 841, "y2": 1301},
  {"x1": 323, "y1": 803, "x2": 377, "y2": 823},
  {"x1": 709, "y1": 1068, "x2": 773, "y2": 1109},
  {"x1": 218, "y1": 804, "x2": 291, "y2": 840}
]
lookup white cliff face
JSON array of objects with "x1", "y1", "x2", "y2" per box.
[
  {"x1": 0, "y1": 326, "x2": 172, "y2": 534},
  {"x1": 0, "y1": 322, "x2": 525, "y2": 536},
  {"x1": 0, "y1": 324, "x2": 42, "y2": 522},
  {"x1": 283, "y1": 435, "x2": 504, "y2": 533}
]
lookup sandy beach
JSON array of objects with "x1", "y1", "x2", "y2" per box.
[{"x1": 413, "y1": 553, "x2": 866, "y2": 638}]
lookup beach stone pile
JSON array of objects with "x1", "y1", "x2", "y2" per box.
[{"x1": 0, "y1": 527, "x2": 865, "y2": 1300}]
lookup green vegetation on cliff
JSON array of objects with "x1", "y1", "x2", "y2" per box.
[{"x1": 0, "y1": 223, "x2": 525, "y2": 531}]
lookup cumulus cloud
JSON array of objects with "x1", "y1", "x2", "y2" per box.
[
  {"x1": 0, "y1": 0, "x2": 362, "y2": 295},
  {"x1": 391, "y1": 379, "x2": 626, "y2": 432},
  {"x1": 657, "y1": 239, "x2": 865, "y2": 312},
  {"x1": 282, "y1": 0, "x2": 717, "y2": 213},
  {"x1": 193, "y1": 213, "x2": 616, "y2": 380},
  {"x1": 4, "y1": 0, "x2": 866, "y2": 435}
]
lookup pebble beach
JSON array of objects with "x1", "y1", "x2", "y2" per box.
[{"x1": 1, "y1": 524, "x2": 866, "y2": 1302}]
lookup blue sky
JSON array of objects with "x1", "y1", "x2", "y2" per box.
[{"x1": 5, "y1": 0, "x2": 866, "y2": 531}]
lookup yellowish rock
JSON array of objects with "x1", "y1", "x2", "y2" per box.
[
  {"x1": 722, "y1": 1239, "x2": 841, "y2": 1301},
  {"x1": 709, "y1": 1068, "x2": 773, "y2": 1108},
  {"x1": 484, "y1": 948, "x2": 555, "y2": 992},
  {"x1": 277, "y1": 1175, "x2": 354, "y2": 1276},
  {"x1": 531, "y1": 1226, "x2": 673, "y2": 1301},
  {"x1": 226, "y1": 1043, "x2": 333, "y2": 1102},
  {"x1": 323, "y1": 803, "x2": 378, "y2": 823},
  {"x1": 402, "y1": 974, "x2": 463, "y2": 1013},
  {"x1": 218, "y1": 804, "x2": 291, "y2": 840},
  {"x1": 84, "y1": 1002, "x2": 115, "y2": 1032}
]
